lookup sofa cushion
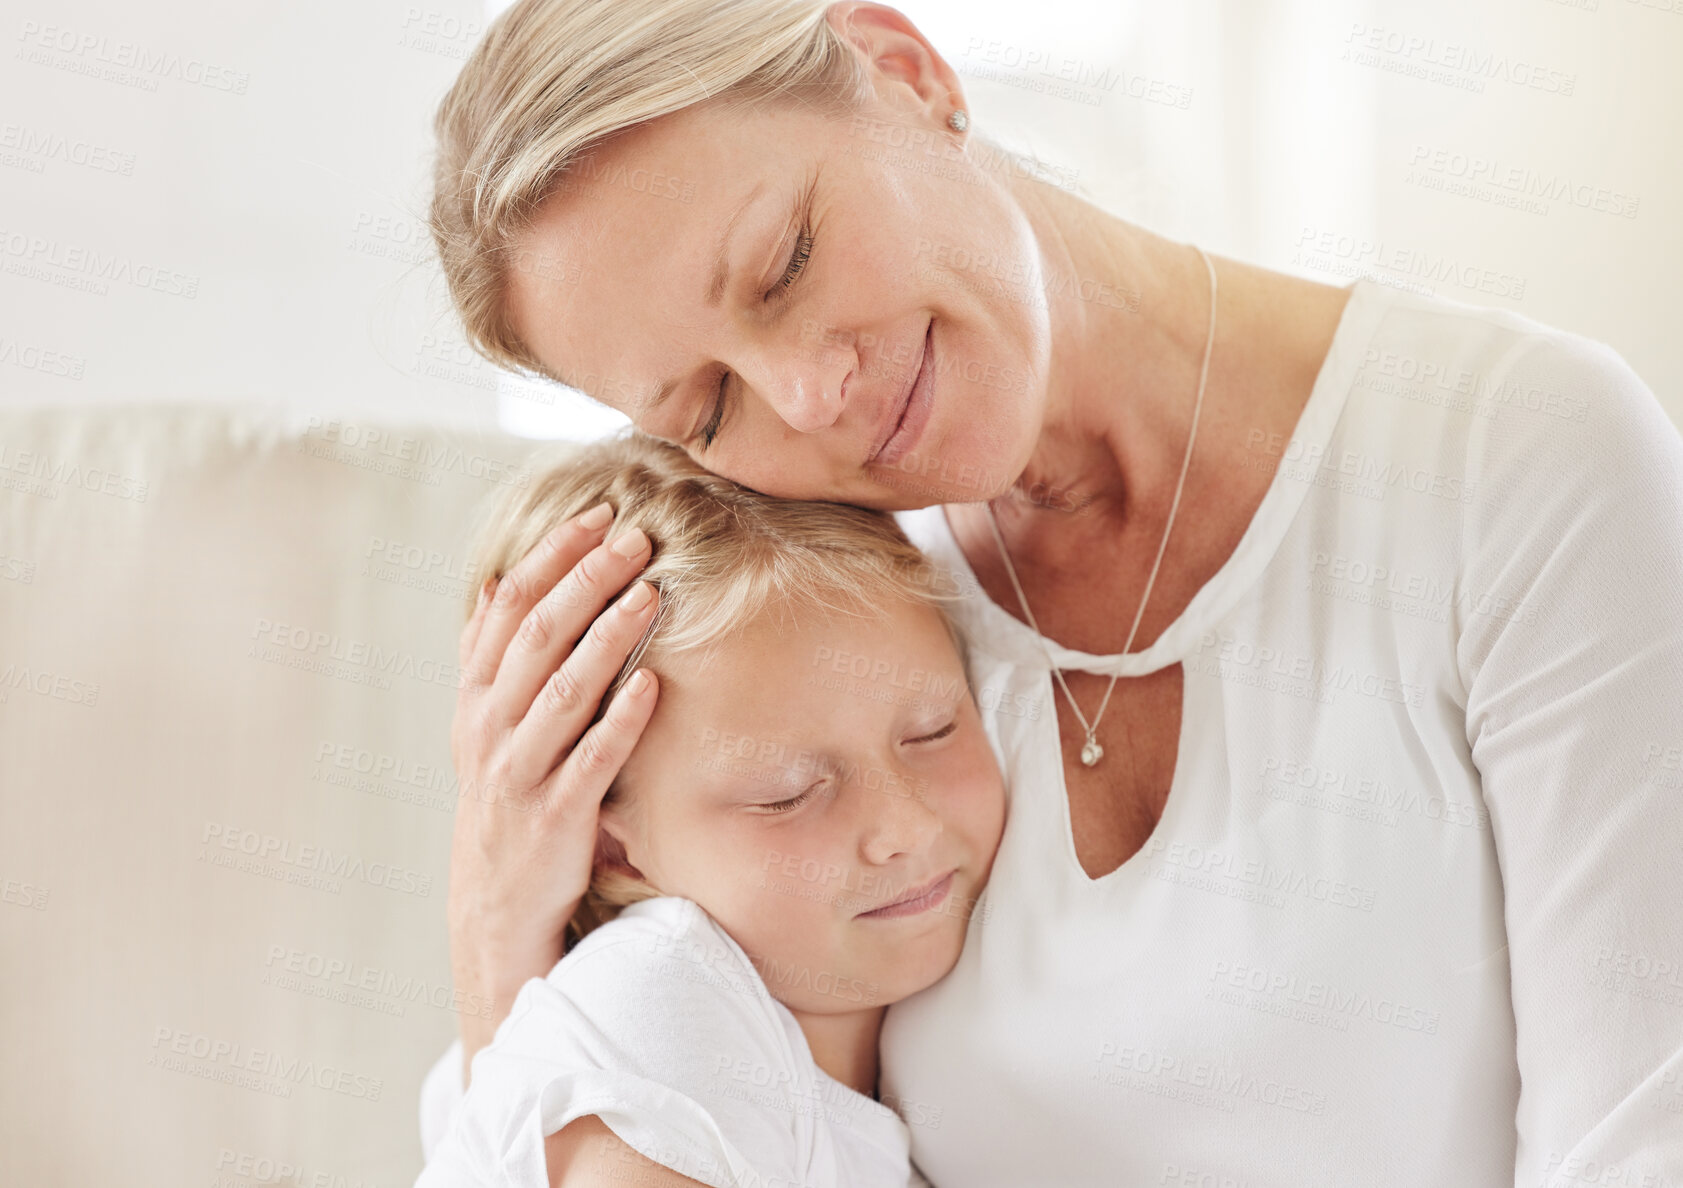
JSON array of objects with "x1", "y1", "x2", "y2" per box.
[{"x1": 0, "y1": 402, "x2": 554, "y2": 1184}]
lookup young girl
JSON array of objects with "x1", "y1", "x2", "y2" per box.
[{"x1": 417, "y1": 434, "x2": 1006, "y2": 1188}]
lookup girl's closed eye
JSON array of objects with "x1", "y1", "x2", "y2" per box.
[
  {"x1": 908, "y1": 720, "x2": 957, "y2": 745},
  {"x1": 749, "y1": 717, "x2": 955, "y2": 814},
  {"x1": 756, "y1": 781, "x2": 824, "y2": 815}
]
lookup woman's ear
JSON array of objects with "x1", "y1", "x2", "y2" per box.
[{"x1": 824, "y1": 1, "x2": 963, "y2": 115}]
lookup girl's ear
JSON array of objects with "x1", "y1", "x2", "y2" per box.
[{"x1": 593, "y1": 812, "x2": 645, "y2": 881}]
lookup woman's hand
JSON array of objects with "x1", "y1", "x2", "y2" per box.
[{"x1": 448, "y1": 502, "x2": 661, "y2": 1082}]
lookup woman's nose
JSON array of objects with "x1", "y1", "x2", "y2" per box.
[
  {"x1": 859, "y1": 778, "x2": 943, "y2": 867},
  {"x1": 741, "y1": 340, "x2": 849, "y2": 434}
]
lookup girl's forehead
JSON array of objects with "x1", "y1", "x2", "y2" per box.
[{"x1": 678, "y1": 604, "x2": 964, "y2": 723}]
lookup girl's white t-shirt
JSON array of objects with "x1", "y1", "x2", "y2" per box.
[
  {"x1": 417, "y1": 896, "x2": 922, "y2": 1188},
  {"x1": 880, "y1": 279, "x2": 1683, "y2": 1187}
]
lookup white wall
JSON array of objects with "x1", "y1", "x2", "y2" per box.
[
  {"x1": 2, "y1": 0, "x2": 499, "y2": 428},
  {"x1": 903, "y1": 0, "x2": 1680, "y2": 423},
  {"x1": 3, "y1": 0, "x2": 1677, "y2": 427}
]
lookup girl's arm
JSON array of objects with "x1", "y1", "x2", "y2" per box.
[{"x1": 545, "y1": 1116, "x2": 713, "y2": 1188}]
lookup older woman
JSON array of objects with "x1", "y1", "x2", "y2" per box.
[{"x1": 421, "y1": 0, "x2": 1683, "y2": 1184}]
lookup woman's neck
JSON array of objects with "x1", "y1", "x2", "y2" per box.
[
  {"x1": 788, "y1": 1004, "x2": 887, "y2": 1098},
  {"x1": 971, "y1": 158, "x2": 1351, "y2": 574},
  {"x1": 996, "y1": 164, "x2": 1223, "y2": 526}
]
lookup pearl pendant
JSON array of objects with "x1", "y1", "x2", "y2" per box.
[{"x1": 1080, "y1": 738, "x2": 1104, "y2": 767}]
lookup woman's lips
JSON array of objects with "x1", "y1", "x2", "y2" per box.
[
  {"x1": 857, "y1": 870, "x2": 954, "y2": 920},
  {"x1": 869, "y1": 320, "x2": 935, "y2": 469}
]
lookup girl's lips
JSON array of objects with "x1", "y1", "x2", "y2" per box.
[
  {"x1": 857, "y1": 870, "x2": 954, "y2": 920},
  {"x1": 869, "y1": 320, "x2": 935, "y2": 469}
]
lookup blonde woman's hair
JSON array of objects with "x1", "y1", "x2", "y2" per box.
[
  {"x1": 429, "y1": 0, "x2": 1050, "y2": 382},
  {"x1": 463, "y1": 432, "x2": 964, "y2": 945}
]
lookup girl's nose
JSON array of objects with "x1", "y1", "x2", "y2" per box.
[{"x1": 859, "y1": 777, "x2": 943, "y2": 867}]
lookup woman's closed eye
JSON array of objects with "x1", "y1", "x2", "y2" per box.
[
  {"x1": 696, "y1": 221, "x2": 816, "y2": 451},
  {"x1": 772, "y1": 228, "x2": 813, "y2": 298}
]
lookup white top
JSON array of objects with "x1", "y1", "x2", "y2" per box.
[
  {"x1": 417, "y1": 896, "x2": 921, "y2": 1188},
  {"x1": 880, "y1": 279, "x2": 1683, "y2": 1186}
]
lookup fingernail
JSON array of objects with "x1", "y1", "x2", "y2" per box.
[
  {"x1": 626, "y1": 669, "x2": 650, "y2": 695},
  {"x1": 610, "y1": 527, "x2": 648, "y2": 559},
  {"x1": 579, "y1": 502, "x2": 613, "y2": 530},
  {"x1": 620, "y1": 581, "x2": 654, "y2": 613},
  {"x1": 480, "y1": 576, "x2": 499, "y2": 604}
]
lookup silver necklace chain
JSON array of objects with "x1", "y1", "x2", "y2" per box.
[{"x1": 983, "y1": 243, "x2": 1218, "y2": 767}]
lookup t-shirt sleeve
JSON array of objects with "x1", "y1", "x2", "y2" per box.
[
  {"x1": 419, "y1": 1037, "x2": 467, "y2": 1163},
  {"x1": 414, "y1": 907, "x2": 810, "y2": 1188},
  {"x1": 1455, "y1": 331, "x2": 1683, "y2": 1187}
]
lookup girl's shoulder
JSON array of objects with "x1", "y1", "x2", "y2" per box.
[
  {"x1": 532, "y1": 897, "x2": 788, "y2": 1052},
  {"x1": 452, "y1": 898, "x2": 830, "y2": 1187},
  {"x1": 552, "y1": 896, "x2": 761, "y2": 987}
]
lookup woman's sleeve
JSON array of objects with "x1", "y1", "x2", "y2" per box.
[
  {"x1": 420, "y1": 1038, "x2": 467, "y2": 1162},
  {"x1": 1455, "y1": 332, "x2": 1683, "y2": 1188}
]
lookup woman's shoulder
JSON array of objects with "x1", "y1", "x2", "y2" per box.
[
  {"x1": 1349, "y1": 280, "x2": 1673, "y2": 485},
  {"x1": 1353, "y1": 276, "x2": 1564, "y2": 341},
  {"x1": 1415, "y1": 298, "x2": 1683, "y2": 656},
  {"x1": 1355, "y1": 279, "x2": 1650, "y2": 397}
]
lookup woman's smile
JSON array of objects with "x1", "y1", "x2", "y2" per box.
[
  {"x1": 868, "y1": 317, "x2": 936, "y2": 469},
  {"x1": 496, "y1": 91, "x2": 1051, "y2": 510}
]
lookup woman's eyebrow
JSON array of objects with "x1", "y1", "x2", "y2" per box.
[
  {"x1": 648, "y1": 375, "x2": 681, "y2": 414},
  {"x1": 638, "y1": 177, "x2": 792, "y2": 419},
  {"x1": 703, "y1": 179, "x2": 768, "y2": 309},
  {"x1": 634, "y1": 182, "x2": 772, "y2": 418}
]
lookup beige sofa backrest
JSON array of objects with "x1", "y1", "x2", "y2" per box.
[{"x1": 0, "y1": 403, "x2": 560, "y2": 1186}]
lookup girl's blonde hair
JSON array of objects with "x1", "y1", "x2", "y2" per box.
[
  {"x1": 464, "y1": 432, "x2": 963, "y2": 945},
  {"x1": 429, "y1": 0, "x2": 1048, "y2": 382}
]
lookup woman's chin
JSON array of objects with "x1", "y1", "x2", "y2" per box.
[{"x1": 869, "y1": 441, "x2": 1022, "y2": 509}]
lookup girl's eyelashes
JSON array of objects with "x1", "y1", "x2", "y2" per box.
[
  {"x1": 757, "y1": 782, "x2": 822, "y2": 814},
  {"x1": 909, "y1": 720, "x2": 958, "y2": 744},
  {"x1": 748, "y1": 716, "x2": 953, "y2": 812}
]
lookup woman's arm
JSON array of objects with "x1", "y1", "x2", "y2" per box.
[
  {"x1": 545, "y1": 1117, "x2": 713, "y2": 1188},
  {"x1": 447, "y1": 504, "x2": 660, "y2": 1083},
  {"x1": 1457, "y1": 336, "x2": 1683, "y2": 1185}
]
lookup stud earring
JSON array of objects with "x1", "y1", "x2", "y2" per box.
[{"x1": 948, "y1": 109, "x2": 968, "y2": 133}]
